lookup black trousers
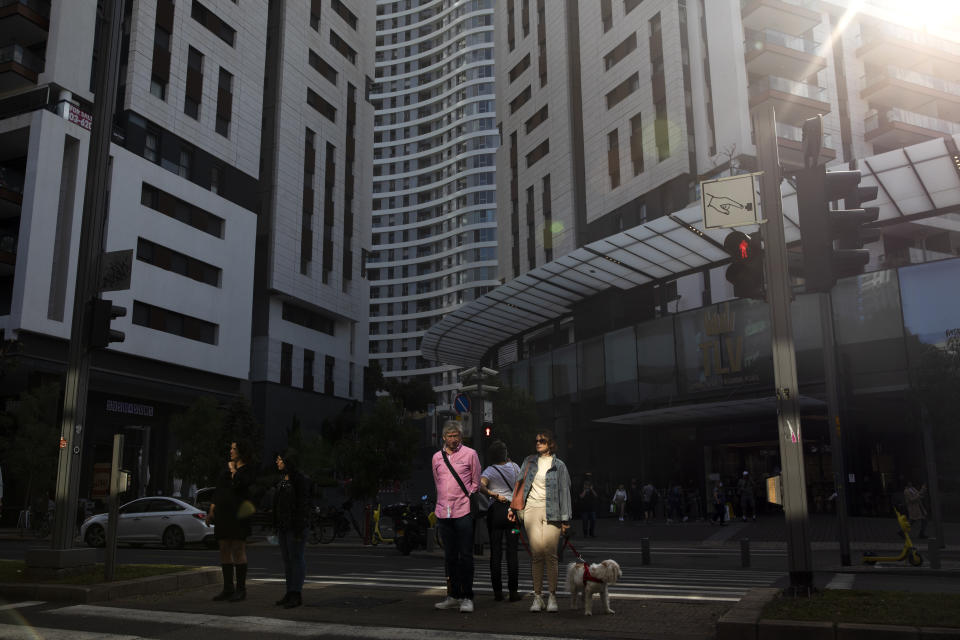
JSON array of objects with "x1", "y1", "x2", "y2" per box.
[{"x1": 486, "y1": 502, "x2": 519, "y2": 596}]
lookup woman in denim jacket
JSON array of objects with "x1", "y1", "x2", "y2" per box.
[{"x1": 508, "y1": 429, "x2": 571, "y2": 613}]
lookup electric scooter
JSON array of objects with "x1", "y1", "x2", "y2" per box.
[{"x1": 862, "y1": 507, "x2": 923, "y2": 567}]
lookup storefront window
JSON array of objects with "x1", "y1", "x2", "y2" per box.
[
  {"x1": 636, "y1": 315, "x2": 677, "y2": 400},
  {"x1": 578, "y1": 337, "x2": 604, "y2": 391},
  {"x1": 832, "y1": 270, "x2": 907, "y2": 393},
  {"x1": 604, "y1": 326, "x2": 638, "y2": 405},
  {"x1": 530, "y1": 353, "x2": 552, "y2": 402},
  {"x1": 552, "y1": 344, "x2": 577, "y2": 397}
]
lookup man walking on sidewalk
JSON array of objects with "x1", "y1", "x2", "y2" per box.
[{"x1": 432, "y1": 421, "x2": 481, "y2": 613}]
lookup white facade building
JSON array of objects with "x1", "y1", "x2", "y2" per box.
[{"x1": 368, "y1": 0, "x2": 500, "y2": 402}]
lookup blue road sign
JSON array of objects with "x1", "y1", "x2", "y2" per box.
[{"x1": 454, "y1": 393, "x2": 471, "y2": 414}]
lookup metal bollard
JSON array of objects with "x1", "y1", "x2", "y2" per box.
[
  {"x1": 928, "y1": 538, "x2": 940, "y2": 570},
  {"x1": 641, "y1": 537, "x2": 651, "y2": 565},
  {"x1": 741, "y1": 538, "x2": 751, "y2": 568}
]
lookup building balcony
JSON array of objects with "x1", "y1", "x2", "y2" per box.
[
  {"x1": 744, "y1": 28, "x2": 826, "y2": 81},
  {"x1": 0, "y1": 0, "x2": 49, "y2": 48},
  {"x1": 0, "y1": 43, "x2": 43, "y2": 92},
  {"x1": 749, "y1": 75, "x2": 830, "y2": 125},
  {"x1": 865, "y1": 108, "x2": 960, "y2": 153},
  {"x1": 861, "y1": 65, "x2": 960, "y2": 118},
  {"x1": 740, "y1": 0, "x2": 820, "y2": 37},
  {"x1": 776, "y1": 122, "x2": 836, "y2": 169},
  {"x1": 856, "y1": 22, "x2": 960, "y2": 68}
]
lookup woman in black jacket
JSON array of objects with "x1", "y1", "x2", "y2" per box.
[
  {"x1": 273, "y1": 448, "x2": 310, "y2": 608},
  {"x1": 210, "y1": 440, "x2": 254, "y2": 601}
]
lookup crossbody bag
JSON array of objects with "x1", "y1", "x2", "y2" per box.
[{"x1": 441, "y1": 450, "x2": 482, "y2": 518}]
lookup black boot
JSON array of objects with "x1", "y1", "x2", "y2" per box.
[
  {"x1": 275, "y1": 592, "x2": 291, "y2": 606},
  {"x1": 229, "y1": 564, "x2": 247, "y2": 601},
  {"x1": 283, "y1": 591, "x2": 302, "y2": 608},
  {"x1": 212, "y1": 564, "x2": 235, "y2": 601}
]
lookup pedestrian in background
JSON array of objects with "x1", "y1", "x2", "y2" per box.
[
  {"x1": 479, "y1": 440, "x2": 521, "y2": 603},
  {"x1": 711, "y1": 482, "x2": 726, "y2": 525},
  {"x1": 612, "y1": 484, "x2": 628, "y2": 522},
  {"x1": 904, "y1": 481, "x2": 928, "y2": 539},
  {"x1": 432, "y1": 421, "x2": 481, "y2": 613},
  {"x1": 273, "y1": 448, "x2": 310, "y2": 609},
  {"x1": 579, "y1": 472, "x2": 598, "y2": 537},
  {"x1": 641, "y1": 480, "x2": 657, "y2": 523},
  {"x1": 738, "y1": 471, "x2": 756, "y2": 521},
  {"x1": 509, "y1": 429, "x2": 571, "y2": 613},
  {"x1": 210, "y1": 441, "x2": 255, "y2": 602},
  {"x1": 666, "y1": 482, "x2": 685, "y2": 524}
]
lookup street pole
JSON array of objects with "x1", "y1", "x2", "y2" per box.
[
  {"x1": 104, "y1": 434, "x2": 124, "y2": 581},
  {"x1": 920, "y1": 406, "x2": 945, "y2": 548},
  {"x1": 820, "y1": 292, "x2": 851, "y2": 565},
  {"x1": 753, "y1": 104, "x2": 813, "y2": 592},
  {"x1": 50, "y1": 0, "x2": 124, "y2": 552}
]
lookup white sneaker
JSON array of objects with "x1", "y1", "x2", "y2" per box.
[
  {"x1": 546, "y1": 594, "x2": 558, "y2": 612},
  {"x1": 435, "y1": 596, "x2": 460, "y2": 610},
  {"x1": 459, "y1": 598, "x2": 474, "y2": 613},
  {"x1": 530, "y1": 594, "x2": 544, "y2": 612}
]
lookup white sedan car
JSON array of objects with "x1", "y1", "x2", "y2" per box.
[{"x1": 81, "y1": 496, "x2": 215, "y2": 549}]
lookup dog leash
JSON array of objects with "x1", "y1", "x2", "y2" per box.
[{"x1": 563, "y1": 536, "x2": 587, "y2": 564}]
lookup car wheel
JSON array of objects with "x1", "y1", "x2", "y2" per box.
[
  {"x1": 85, "y1": 524, "x2": 106, "y2": 548},
  {"x1": 162, "y1": 525, "x2": 185, "y2": 550}
]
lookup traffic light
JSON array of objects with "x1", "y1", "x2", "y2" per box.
[
  {"x1": 483, "y1": 425, "x2": 492, "y2": 438},
  {"x1": 723, "y1": 230, "x2": 765, "y2": 300},
  {"x1": 89, "y1": 297, "x2": 126, "y2": 348},
  {"x1": 797, "y1": 165, "x2": 879, "y2": 293}
]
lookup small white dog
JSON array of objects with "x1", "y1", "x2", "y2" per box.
[{"x1": 565, "y1": 559, "x2": 622, "y2": 616}]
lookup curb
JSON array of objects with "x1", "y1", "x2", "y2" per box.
[
  {"x1": 0, "y1": 567, "x2": 220, "y2": 603},
  {"x1": 717, "y1": 588, "x2": 960, "y2": 640}
]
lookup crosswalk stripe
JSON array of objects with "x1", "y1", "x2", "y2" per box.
[
  {"x1": 0, "y1": 623, "x2": 142, "y2": 639},
  {"x1": 44, "y1": 606, "x2": 588, "y2": 640},
  {"x1": 825, "y1": 573, "x2": 855, "y2": 590},
  {"x1": 0, "y1": 601, "x2": 45, "y2": 611}
]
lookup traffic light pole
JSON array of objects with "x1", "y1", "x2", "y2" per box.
[
  {"x1": 754, "y1": 105, "x2": 813, "y2": 592},
  {"x1": 49, "y1": 0, "x2": 124, "y2": 553},
  {"x1": 820, "y1": 292, "x2": 852, "y2": 565}
]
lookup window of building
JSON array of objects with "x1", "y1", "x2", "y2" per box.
[
  {"x1": 526, "y1": 138, "x2": 549, "y2": 168},
  {"x1": 324, "y1": 355, "x2": 335, "y2": 395},
  {"x1": 132, "y1": 301, "x2": 218, "y2": 344},
  {"x1": 210, "y1": 164, "x2": 221, "y2": 194},
  {"x1": 507, "y1": 0, "x2": 515, "y2": 50},
  {"x1": 310, "y1": 0, "x2": 321, "y2": 30},
  {"x1": 141, "y1": 183, "x2": 225, "y2": 237},
  {"x1": 307, "y1": 88, "x2": 337, "y2": 122},
  {"x1": 604, "y1": 32, "x2": 637, "y2": 71},
  {"x1": 630, "y1": 112, "x2": 644, "y2": 175},
  {"x1": 303, "y1": 349, "x2": 315, "y2": 391},
  {"x1": 606, "y1": 72, "x2": 639, "y2": 109},
  {"x1": 608, "y1": 129, "x2": 620, "y2": 189},
  {"x1": 216, "y1": 67, "x2": 233, "y2": 137},
  {"x1": 509, "y1": 54, "x2": 530, "y2": 83},
  {"x1": 330, "y1": 30, "x2": 356, "y2": 65},
  {"x1": 525, "y1": 104, "x2": 548, "y2": 134},
  {"x1": 184, "y1": 46, "x2": 203, "y2": 119},
  {"x1": 136, "y1": 237, "x2": 221, "y2": 286},
  {"x1": 601, "y1": 0, "x2": 612, "y2": 32},
  {"x1": 150, "y1": 75, "x2": 167, "y2": 100},
  {"x1": 280, "y1": 342, "x2": 292, "y2": 386},
  {"x1": 144, "y1": 132, "x2": 159, "y2": 163},
  {"x1": 281, "y1": 301, "x2": 335, "y2": 335},
  {"x1": 309, "y1": 50, "x2": 338, "y2": 85},
  {"x1": 331, "y1": 0, "x2": 357, "y2": 30},
  {"x1": 178, "y1": 148, "x2": 193, "y2": 179},
  {"x1": 521, "y1": 0, "x2": 530, "y2": 36},
  {"x1": 536, "y1": 0, "x2": 547, "y2": 86},
  {"x1": 625, "y1": 0, "x2": 643, "y2": 14},
  {"x1": 509, "y1": 85, "x2": 531, "y2": 114},
  {"x1": 191, "y1": 0, "x2": 236, "y2": 47}
]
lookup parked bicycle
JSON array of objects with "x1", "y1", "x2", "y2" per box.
[{"x1": 310, "y1": 500, "x2": 364, "y2": 545}]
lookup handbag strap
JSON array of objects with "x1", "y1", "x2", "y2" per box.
[
  {"x1": 492, "y1": 464, "x2": 513, "y2": 491},
  {"x1": 441, "y1": 450, "x2": 471, "y2": 498}
]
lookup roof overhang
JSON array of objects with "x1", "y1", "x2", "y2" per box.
[
  {"x1": 423, "y1": 135, "x2": 960, "y2": 368},
  {"x1": 592, "y1": 395, "x2": 827, "y2": 428}
]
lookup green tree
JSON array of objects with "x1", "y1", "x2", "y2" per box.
[
  {"x1": 0, "y1": 382, "x2": 61, "y2": 513},
  {"x1": 335, "y1": 397, "x2": 418, "y2": 500},
  {"x1": 170, "y1": 396, "x2": 228, "y2": 489},
  {"x1": 491, "y1": 385, "x2": 539, "y2": 459}
]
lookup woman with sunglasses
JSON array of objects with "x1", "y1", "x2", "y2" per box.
[{"x1": 507, "y1": 430, "x2": 571, "y2": 613}]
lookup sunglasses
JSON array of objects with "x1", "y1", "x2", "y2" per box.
[{"x1": 535, "y1": 437, "x2": 548, "y2": 444}]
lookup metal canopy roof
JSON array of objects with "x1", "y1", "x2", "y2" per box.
[
  {"x1": 422, "y1": 135, "x2": 960, "y2": 368},
  {"x1": 593, "y1": 395, "x2": 827, "y2": 428}
]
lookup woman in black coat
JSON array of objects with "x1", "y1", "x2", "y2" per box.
[
  {"x1": 210, "y1": 440, "x2": 255, "y2": 601},
  {"x1": 273, "y1": 448, "x2": 311, "y2": 608}
]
